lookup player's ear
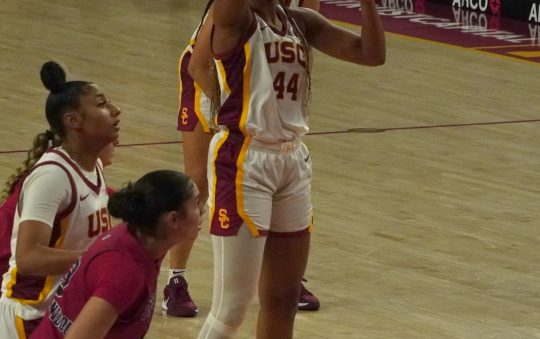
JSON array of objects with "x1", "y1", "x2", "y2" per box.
[
  {"x1": 166, "y1": 209, "x2": 186, "y2": 228},
  {"x1": 63, "y1": 111, "x2": 83, "y2": 130}
]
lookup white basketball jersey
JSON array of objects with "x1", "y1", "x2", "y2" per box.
[
  {"x1": 213, "y1": 6, "x2": 309, "y2": 143},
  {"x1": 1, "y1": 148, "x2": 111, "y2": 320}
]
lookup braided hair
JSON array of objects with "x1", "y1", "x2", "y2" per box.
[{"x1": 280, "y1": 0, "x2": 312, "y2": 104}]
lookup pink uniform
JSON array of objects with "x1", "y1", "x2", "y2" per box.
[{"x1": 31, "y1": 224, "x2": 161, "y2": 339}]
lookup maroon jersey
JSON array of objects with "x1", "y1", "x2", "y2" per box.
[{"x1": 31, "y1": 224, "x2": 161, "y2": 339}]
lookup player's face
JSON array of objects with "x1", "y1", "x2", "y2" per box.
[{"x1": 78, "y1": 84, "x2": 121, "y2": 149}]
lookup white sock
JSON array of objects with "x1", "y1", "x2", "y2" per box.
[{"x1": 169, "y1": 269, "x2": 186, "y2": 280}]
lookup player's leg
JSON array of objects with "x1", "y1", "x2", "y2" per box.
[
  {"x1": 257, "y1": 232, "x2": 310, "y2": 338},
  {"x1": 198, "y1": 227, "x2": 266, "y2": 339},
  {"x1": 199, "y1": 137, "x2": 275, "y2": 338},
  {"x1": 163, "y1": 123, "x2": 212, "y2": 317},
  {"x1": 256, "y1": 141, "x2": 313, "y2": 337}
]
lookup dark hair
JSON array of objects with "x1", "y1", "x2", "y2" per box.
[
  {"x1": 0, "y1": 131, "x2": 62, "y2": 200},
  {"x1": 1, "y1": 61, "x2": 91, "y2": 201},
  {"x1": 108, "y1": 170, "x2": 194, "y2": 237},
  {"x1": 41, "y1": 61, "x2": 92, "y2": 138},
  {"x1": 281, "y1": 3, "x2": 312, "y2": 104}
]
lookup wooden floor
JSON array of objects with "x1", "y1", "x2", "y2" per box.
[{"x1": 1, "y1": 0, "x2": 540, "y2": 338}]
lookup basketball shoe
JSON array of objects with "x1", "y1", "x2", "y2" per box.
[
  {"x1": 298, "y1": 279, "x2": 320, "y2": 311},
  {"x1": 162, "y1": 275, "x2": 198, "y2": 317}
]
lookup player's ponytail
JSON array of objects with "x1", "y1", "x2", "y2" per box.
[{"x1": 1, "y1": 130, "x2": 61, "y2": 201}]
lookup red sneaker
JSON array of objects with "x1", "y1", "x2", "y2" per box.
[
  {"x1": 162, "y1": 276, "x2": 198, "y2": 317},
  {"x1": 298, "y1": 280, "x2": 320, "y2": 311}
]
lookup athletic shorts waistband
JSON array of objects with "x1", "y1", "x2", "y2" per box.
[{"x1": 227, "y1": 133, "x2": 301, "y2": 155}]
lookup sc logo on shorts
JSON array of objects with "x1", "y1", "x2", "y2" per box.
[
  {"x1": 181, "y1": 107, "x2": 188, "y2": 125},
  {"x1": 218, "y1": 208, "x2": 230, "y2": 229}
]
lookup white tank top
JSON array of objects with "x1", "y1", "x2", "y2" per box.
[
  {"x1": 213, "y1": 6, "x2": 309, "y2": 143},
  {"x1": 1, "y1": 148, "x2": 111, "y2": 320}
]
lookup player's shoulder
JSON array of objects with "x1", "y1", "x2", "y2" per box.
[
  {"x1": 286, "y1": 5, "x2": 321, "y2": 34},
  {"x1": 24, "y1": 162, "x2": 71, "y2": 187}
]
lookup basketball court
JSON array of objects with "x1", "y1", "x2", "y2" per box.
[{"x1": 1, "y1": 0, "x2": 539, "y2": 337}]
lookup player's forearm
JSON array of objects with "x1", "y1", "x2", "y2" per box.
[
  {"x1": 359, "y1": 0, "x2": 385, "y2": 65},
  {"x1": 66, "y1": 297, "x2": 118, "y2": 339},
  {"x1": 189, "y1": 61, "x2": 214, "y2": 94},
  {"x1": 16, "y1": 246, "x2": 82, "y2": 276}
]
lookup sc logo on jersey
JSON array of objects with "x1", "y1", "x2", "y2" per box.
[{"x1": 218, "y1": 208, "x2": 230, "y2": 229}]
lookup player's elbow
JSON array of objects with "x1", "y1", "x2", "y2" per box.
[
  {"x1": 361, "y1": 50, "x2": 386, "y2": 66},
  {"x1": 15, "y1": 252, "x2": 38, "y2": 275},
  {"x1": 369, "y1": 54, "x2": 386, "y2": 66},
  {"x1": 188, "y1": 64, "x2": 209, "y2": 90},
  {"x1": 352, "y1": 42, "x2": 386, "y2": 66}
]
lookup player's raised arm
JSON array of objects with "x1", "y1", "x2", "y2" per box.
[
  {"x1": 212, "y1": 0, "x2": 253, "y2": 55},
  {"x1": 189, "y1": 6, "x2": 216, "y2": 97},
  {"x1": 296, "y1": 0, "x2": 385, "y2": 66}
]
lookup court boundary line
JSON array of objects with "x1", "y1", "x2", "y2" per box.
[{"x1": 1, "y1": 118, "x2": 539, "y2": 155}]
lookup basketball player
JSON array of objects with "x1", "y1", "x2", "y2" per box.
[
  {"x1": 164, "y1": 0, "x2": 321, "y2": 318},
  {"x1": 31, "y1": 170, "x2": 204, "y2": 339},
  {"x1": 194, "y1": 0, "x2": 385, "y2": 337},
  {"x1": 0, "y1": 61, "x2": 121, "y2": 338},
  {"x1": 0, "y1": 142, "x2": 116, "y2": 288}
]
